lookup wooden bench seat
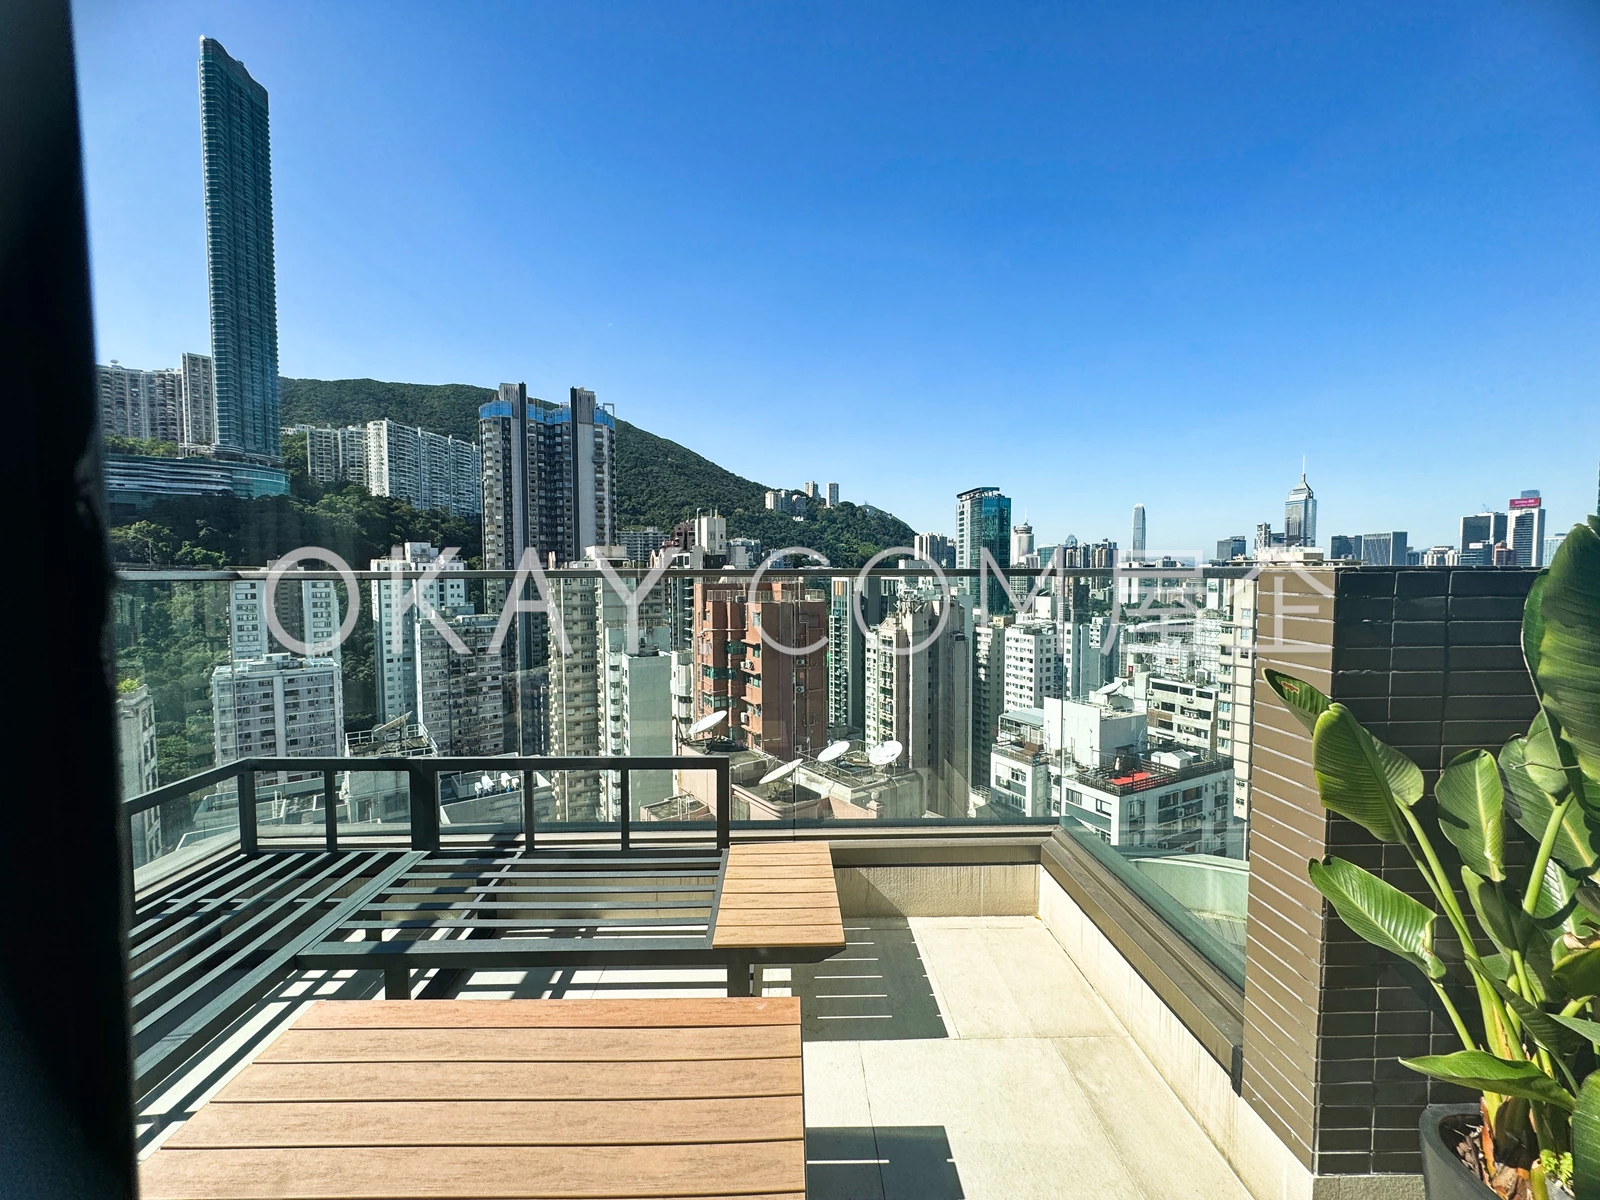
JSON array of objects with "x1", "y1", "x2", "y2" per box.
[{"x1": 140, "y1": 997, "x2": 807, "y2": 1200}]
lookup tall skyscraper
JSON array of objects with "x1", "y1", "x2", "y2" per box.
[
  {"x1": 1360, "y1": 531, "x2": 1409, "y2": 566},
  {"x1": 1131, "y1": 505, "x2": 1147, "y2": 556},
  {"x1": 1509, "y1": 491, "x2": 1547, "y2": 567},
  {"x1": 1284, "y1": 470, "x2": 1316, "y2": 547},
  {"x1": 480, "y1": 383, "x2": 617, "y2": 570},
  {"x1": 828, "y1": 575, "x2": 887, "y2": 736},
  {"x1": 955, "y1": 487, "x2": 1011, "y2": 611},
  {"x1": 1329, "y1": 534, "x2": 1363, "y2": 561},
  {"x1": 198, "y1": 38, "x2": 281, "y2": 464},
  {"x1": 1214, "y1": 535, "x2": 1248, "y2": 563},
  {"x1": 826, "y1": 482, "x2": 840, "y2": 507},
  {"x1": 1460, "y1": 511, "x2": 1509, "y2": 553},
  {"x1": 913, "y1": 532, "x2": 955, "y2": 569},
  {"x1": 1011, "y1": 521, "x2": 1035, "y2": 563}
]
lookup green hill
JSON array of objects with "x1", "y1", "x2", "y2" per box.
[
  {"x1": 278, "y1": 376, "x2": 916, "y2": 566},
  {"x1": 281, "y1": 377, "x2": 492, "y2": 441}
]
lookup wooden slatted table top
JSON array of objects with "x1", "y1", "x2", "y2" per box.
[
  {"x1": 711, "y1": 843, "x2": 844, "y2": 953},
  {"x1": 140, "y1": 997, "x2": 805, "y2": 1200}
]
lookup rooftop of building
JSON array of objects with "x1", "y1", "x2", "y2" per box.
[{"x1": 1067, "y1": 748, "x2": 1230, "y2": 796}]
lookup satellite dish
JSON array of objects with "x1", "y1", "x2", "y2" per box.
[
  {"x1": 689, "y1": 711, "x2": 728, "y2": 737},
  {"x1": 868, "y1": 741, "x2": 903, "y2": 767},
  {"x1": 759, "y1": 757, "x2": 804, "y2": 785},
  {"x1": 817, "y1": 740, "x2": 850, "y2": 763}
]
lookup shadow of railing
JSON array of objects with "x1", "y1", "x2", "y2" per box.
[{"x1": 807, "y1": 1125, "x2": 964, "y2": 1200}]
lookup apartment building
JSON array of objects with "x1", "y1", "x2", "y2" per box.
[
  {"x1": 211, "y1": 653, "x2": 344, "y2": 792},
  {"x1": 370, "y1": 543, "x2": 468, "y2": 725},
  {"x1": 693, "y1": 578, "x2": 828, "y2": 762},
  {"x1": 414, "y1": 606, "x2": 503, "y2": 757},
  {"x1": 862, "y1": 589, "x2": 972, "y2": 817},
  {"x1": 480, "y1": 383, "x2": 616, "y2": 570}
]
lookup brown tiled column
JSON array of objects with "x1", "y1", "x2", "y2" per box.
[{"x1": 1244, "y1": 565, "x2": 1540, "y2": 1176}]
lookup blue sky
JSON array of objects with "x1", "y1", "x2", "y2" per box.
[{"x1": 72, "y1": 1, "x2": 1600, "y2": 552}]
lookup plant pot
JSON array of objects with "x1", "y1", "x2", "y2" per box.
[{"x1": 1420, "y1": 1103, "x2": 1495, "y2": 1199}]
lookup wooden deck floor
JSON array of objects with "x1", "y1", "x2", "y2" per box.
[{"x1": 140, "y1": 997, "x2": 806, "y2": 1200}]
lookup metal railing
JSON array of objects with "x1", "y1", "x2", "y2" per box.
[{"x1": 124, "y1": 754, "x2": 733, "y2": 904}]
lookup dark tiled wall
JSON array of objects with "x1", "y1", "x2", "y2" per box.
[{"x1": 1243, "y1": 566, "x2": 1540, "y2": 1176}]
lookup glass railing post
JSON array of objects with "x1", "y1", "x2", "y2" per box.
[
  {"x1": 521, "y1": 768, "x2": 536, "y2": 848},
  {"x1": 322, "y1": 770, "x2": 337, "y2": 853},
  {"x1": 408, "y1": 765, "x2": 439, "y2": 851},
  {"x1": 121, "y1": 805, "x2": 137, "y2": 921},
  {"x1": 238, "y1": 765, "x2": 258, "y2": 856},
  {"x1": 715, "y1": 757, "x2": 730, "y2": 850},
  {"x1": 619, "y1": 768, "x2": 631, "y2": 852}
]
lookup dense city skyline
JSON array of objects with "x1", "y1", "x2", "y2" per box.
[{"x1": 73, "y1": 1, "x2": 1600, "y2": 550}]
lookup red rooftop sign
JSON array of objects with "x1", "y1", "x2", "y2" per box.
[{"x1": 1510, "y1": 497, "x2": 1542, "y2": 509}]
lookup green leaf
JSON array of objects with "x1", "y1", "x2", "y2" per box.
[
  {"x1": 1535, "y1": 862, "x2": 1583, "y2": 926},
  {"x1": 1263, "y1": 669, "x2": 1330, "y2": 736},
  {"x1": 1546, "y1": 1010, "x2": 1600, "y2": 1046},
  {"x1": 1487, "y1": 976, "x2": 1584, "y2": 1056},
  {"x1": 1527, "y1": 711, "x2": 1576, "y2": 801},
  {"x1": 1373, "y1": 738, "x2": 1426, "y2": 809},
  {"x1": 1573, "y1": 1072, "x2": 1600, "y2": 1199},
  {"x1": 1554, "y1": 946, "x2": 1600, "y2": 1000},
  {"x1": 1524, "y1": 572, "x2": 1547, "y2": 691},
  {"x1": 1399, "y1": 1050, "x2": 1575, "y2": 1109},
  {"x1": 1503, "y1": 738, "x2": 1600, "y2": 875},
  {"x1": 1533, "y1": 523, "x2": 1600, "y2": 782},
  {"x1": 1309, "y1": 857, "x2": 1444, "y2": 979},
  {"x1": 1464, "y1": 870, "x2": 1534, "y2": 956},
  {"x1": 1311, "y1": 705, "x2": 1411, "y2": 843},
  {"x1": 1479, "y1": 952, "x2": 1512, "y2": 982},
  {"x1": 1438, "y1": 750, "x2": 1506, "y2": 881}
]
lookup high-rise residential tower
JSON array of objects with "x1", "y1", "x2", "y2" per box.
[
  {"x1": 1131, "y1": 504, "x2": 1147, "y2": 556},
  {"x1": 179, "y1": 352, "x2": 217, "y2": 447},
  {"x1": 480, "y1": 383, "x2": 617, "y2": 570},
  {"x1": 370, "y1": 543, "x2": 468, "y2": 725},
  {"x1": 1284, "y1": 470, "x2": 1316, "y2": 547},
  {"x1": 955, "y1": 487, "x2": 1011, "y2": 612},
  {"x1": 198, "y1": 38, "x2": 281, "y2": 464}
]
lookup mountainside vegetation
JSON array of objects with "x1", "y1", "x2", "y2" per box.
[
  {"x1": 111, "y1": 381, "x2": 917, "y2": 783},
  {"x1": 278, "y1": 376, "x2": 917, "y2": 566},
  {"x1": 281, "y1": 377, "x2": 493, "y2": 441}
]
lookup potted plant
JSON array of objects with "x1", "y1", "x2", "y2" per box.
[{"x1": 1263, "y1": 518, "x2": 1600, "y2": 1200}]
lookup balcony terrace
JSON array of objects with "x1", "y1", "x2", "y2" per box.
[{"x1": 40, "y1": 557, "x2": 1563, "y2": 1200}]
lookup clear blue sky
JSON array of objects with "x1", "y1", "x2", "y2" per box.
[{"x1": 72, "y1": 1, "x2": 1600, "y2": 553}]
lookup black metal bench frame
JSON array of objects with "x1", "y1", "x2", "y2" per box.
[{"x1": 124, "y1": 755, "x2": 836, "y2": 1099}]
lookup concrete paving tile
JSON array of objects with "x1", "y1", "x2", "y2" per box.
[
  {"x1": 1053, "y1": 1034, "x2": 1251, "y2": 1200},
  {"x1": 979, "y1": 922, "x2": 1124, "y2": 1038},
  {"x1": 910, "y1": 918, "x2": 1122, "y2": 1039},
  {"x1": 857, "y1": 1036, "x2": 1142, "y2": 1200},
  {"x1": 907, "y1": 921, "x2": 1026, "y2": 1039},
  {"x1": 804, "y1": 1042, "x2": 874, "y2": 1127}
]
